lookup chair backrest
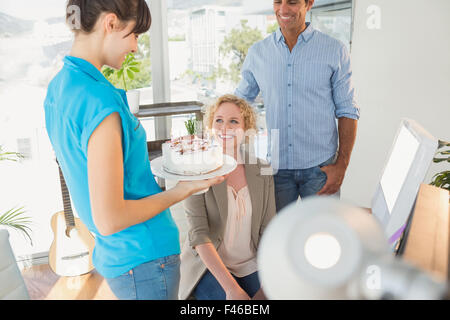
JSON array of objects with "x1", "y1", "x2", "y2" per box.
[{"x1": 0, "y1": 229, "x2": 30, "y2": 300}]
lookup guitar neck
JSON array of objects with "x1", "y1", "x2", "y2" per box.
[{"x1": 57, "y1": 160, "x2": 75, "y2": 227}]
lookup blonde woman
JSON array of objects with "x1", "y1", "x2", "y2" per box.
[{"x1": 178, "y1": 94, "x2": 276, "y2": 300}]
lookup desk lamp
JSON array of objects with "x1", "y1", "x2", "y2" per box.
[{"x1": 257, "y1": 197, "x2": 448, "y2": 300}]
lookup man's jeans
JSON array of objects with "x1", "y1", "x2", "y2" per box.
[
  {"x1": 274, "y1": 154, "x2": 339, "y2": 213},
  {"x1": 105, "y1": 254, "x2": 180, "y2": 300}
]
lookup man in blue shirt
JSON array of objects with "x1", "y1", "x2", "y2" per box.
[{"x1": 235, "y1": 0, "x2": 359, "y2": 212}]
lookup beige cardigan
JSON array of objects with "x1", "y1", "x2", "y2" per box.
[{"x1": 178, "y1": 157, "x2": 276, "y2": 300}]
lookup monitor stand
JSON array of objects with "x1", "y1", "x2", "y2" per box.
[{"x1": 394, "y1": 196, "x2": 418, "y2": 257}]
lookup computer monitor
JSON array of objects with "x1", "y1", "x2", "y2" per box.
[{"x1": 371, "y1": 119, "x2": 438, "y2": 249}]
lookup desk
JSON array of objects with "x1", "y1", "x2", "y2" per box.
[
  {"x1": 401, "y1": 184, "x2": 449, "y2": 281},
  {"x1": 136, "y1": 101, "x2": 203, "y2": 121},
  {"x1": 364, "y1": 184, "x2": 449, "y2": 281},
  {"x1": 252, "y1": 184, "x2": 449, "y2": 300}
]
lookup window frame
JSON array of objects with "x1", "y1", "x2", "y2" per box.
[
  {"x1": 148, "y1": 0, "x2": 172, "y2": 140},
  {"x1": 308, "y1": 0, "x2": 353, "y2": 50}
]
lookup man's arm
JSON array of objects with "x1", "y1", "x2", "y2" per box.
[
  {"x1": 317, "y1": 42, "x2": 359, "y2": 196},
  {"x1": 317, "y1": 117, "x2": 357, "y2": 195},
  {"x1": 335, "y1": 117, "x2": 358, "y2": 169},
  {"x1": 234, "y1": 46, "x2": 260, "y2": 102}
]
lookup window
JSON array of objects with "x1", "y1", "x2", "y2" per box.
[
  {"x1": 167, "y1": 1, "x2": 272, "y2": 155},
  {"x1": 104, "y1": 27, "x2": 155, "y2": 140},
  {"x1": 168, "y1": 3, "x2": 271, "y2": 100},
  {"x1": 0, "y1": 1, "x2": 72, "y2": 258},
  {"x1": 17, "y1": 138, "x2": 32, "y2": 160},
  {"x1": 165, "y1": 1, "x2": 353, "y2": 154},
  {"x1": 309, "y1": 1, "x2": 353, "y2": 50},
  {"x1": 0, "y1": 0, "x2": 154, "y2": 258},
  {"x1": 134, "y1": 31, "x2": 155, "y2": 141}
]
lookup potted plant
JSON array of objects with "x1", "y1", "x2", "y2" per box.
[
  {"x1": 0, "y1": 145, "x2": 32, "y2": 245},
  {"x1": 102, "y1": 53, "x2": 142, "y2": 115},
  {"x1": 430, "y1": 140, "x2": 450, "y2": 193}
]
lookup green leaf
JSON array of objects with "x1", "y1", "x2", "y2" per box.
[
  {"x1": 124, "y1": 54, "x2": 132, "y2": 65},
  {"x1": 103, "y1": 52, "x2": 147, "y2": 91},
  {"x1": 438, "y1": 140, "x2": 450, "y2": 149},
  {"x1": 184, "y1": 118, "x2": 197, "y2": 135},
  {"x1": 0, "y1": 207, "x2": 33, "y2": 245},
  {"x1": 430, "y1": 170, "x2": 450, "y2": 191},
  {"x1": 0, "y1": 145, "x2": 24, "y2": 162},
  {"x1": 433, "y1": 158, "x2": 449, "y2": 163},
  {"x1": 101, "y1": 66, "x2": 115, "y2": 78}
]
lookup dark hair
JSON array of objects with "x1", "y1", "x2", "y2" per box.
[{"x1": 66, "y1": 0, "x2": 151, "y2": 36}]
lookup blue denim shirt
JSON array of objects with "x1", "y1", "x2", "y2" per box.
[
  {"x1": 43, "y1": 56, "x2": 180, "y2": 278},
  {"x1": 236, "y1": 23, "x2": 360, "y2": 169}
]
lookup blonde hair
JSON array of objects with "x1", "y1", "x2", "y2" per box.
[{"x1": 204, "y1": 94, "x2": 257, "y2": 132}]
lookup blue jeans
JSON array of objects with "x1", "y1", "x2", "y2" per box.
[
  {"x1": 105, "y1": 254, "x2": 180, "y2": 300},
  {"x1": 274, "y1": 154, "x2": 339, "y2": 213},
  {"x1": 194, "y1": 270, "x2": 260, "y2": 300}
]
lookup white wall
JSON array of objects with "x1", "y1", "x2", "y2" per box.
[{"x1": 341, "y1": 0, "x2": 450, "y2": 207}]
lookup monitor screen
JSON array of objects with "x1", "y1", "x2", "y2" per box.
[
  {"x1": 371, "y1": 119, "x2": 438, "y2": 248},
  {"x1": 380, "y1": 125, "x2": 420, "y2": 214}
]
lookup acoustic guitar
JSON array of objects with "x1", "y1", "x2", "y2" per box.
[{"x1": 49, "y1": 160, "x2": 95, "y2": 277}]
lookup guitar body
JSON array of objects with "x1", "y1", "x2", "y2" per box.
[{"x1": 49, "y1": 211, "x2": 95, "y2": 277}]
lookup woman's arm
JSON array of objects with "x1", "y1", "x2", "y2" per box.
[
  {"x1": 252, "y1": 175, "x2": 276, "y2": 300},
  {"x1": 87, "y1": 112, "x2": 224, "y2": 236},
  {"x1": 259, "y1": 175, "x2": 276, "y2": 239},
  {"x1": 195, "y1": 243, "x2": 250, "y2": 300}
]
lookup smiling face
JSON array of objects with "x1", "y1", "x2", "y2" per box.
[
  {"x1": 102, "y1": 15, "x2": 139, "y2": 69},
  {"x1": 273, "y1": 0, "x2": 314, "y2": 33},
  {"x1": 212, "y1": 102, "x2": 246, "y2": 153}
]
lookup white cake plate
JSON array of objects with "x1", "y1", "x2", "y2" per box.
[{"x1": 150, "y1": 154, "x2": 237, "y2": 194}]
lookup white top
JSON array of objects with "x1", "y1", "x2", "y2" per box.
[{"x1": 217, "y1": 185, "x2": 258, "y2": 277}]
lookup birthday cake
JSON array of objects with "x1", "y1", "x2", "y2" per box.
[{"x1": 162, "y1": 135, "x2": 223, "y2": 175}]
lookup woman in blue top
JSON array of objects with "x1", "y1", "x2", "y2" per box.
[{"x1": 43, "y1": 0, "x2": 224, "y2": 300}]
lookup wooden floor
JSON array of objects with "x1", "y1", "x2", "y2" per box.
[
  {"x1": 21, "y1": 264, "x2": 117, "y2": 300},
  {"x1": 19, "y1": 202, "x2": 189, "y2": 300}
]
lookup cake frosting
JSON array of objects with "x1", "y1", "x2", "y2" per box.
[{"x1": 162, "y1": 135, "x2": 223, "y2": 175}]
